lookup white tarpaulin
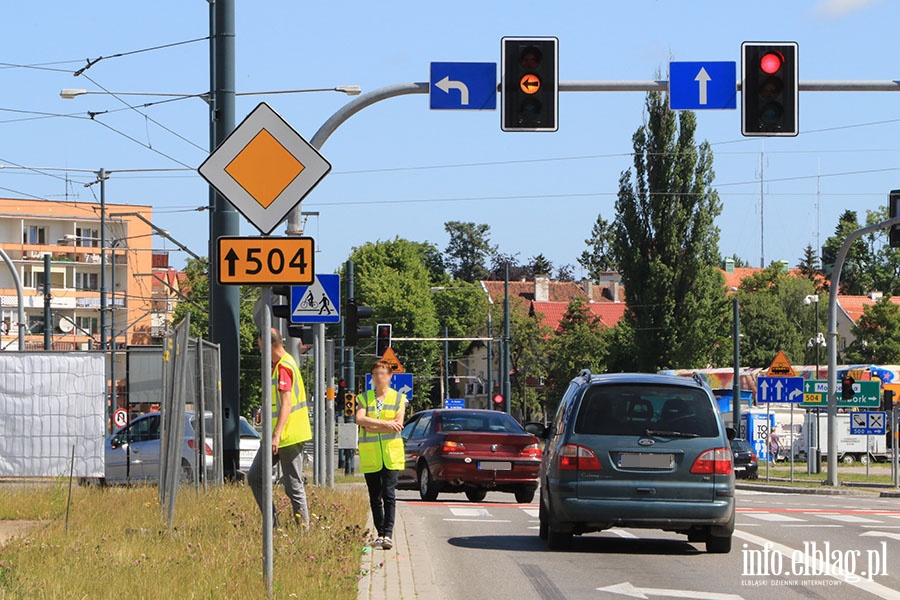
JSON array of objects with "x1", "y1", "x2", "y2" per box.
[{"x1": 0, "y1": 353, "x2": 105, "y2": 477}]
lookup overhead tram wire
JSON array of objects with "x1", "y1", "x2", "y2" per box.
[{"x1": 70, "y1": 36, "x2": 210, "y2": 77}]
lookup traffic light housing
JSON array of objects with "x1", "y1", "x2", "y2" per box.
[
  {"x1": 375, "y1": 324, "x2": 392, "y2": 358},
  {"x1": 345, "y1": 300, "x2": 373, "y2": 347},
  {"x1": 883, "y1": 389, "x2": 895, "y2": 411},
  {"x1": 343, "y1": 391, "x2": 356, "y2": 418},
  {"x1": 501, "y1": 37, "x2": 558, "y2": 132},
  {"x1": 889, "y1": 190, "x2": 900, "y2": 248},
  {"x1": 271, "y1": 286, "x2": 313, "y2": 342},
  {"x1": 841, "y1": 376, "x2": 856, "y2": 401},
  {"x1": 741, "y1": 42, "x2": 798, "y2": 137}
]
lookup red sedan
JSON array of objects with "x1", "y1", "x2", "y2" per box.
[{"x1": 398, "y1": 409, "x2": 542, "y2": 503}]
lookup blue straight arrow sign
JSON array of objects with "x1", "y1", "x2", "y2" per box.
[{"x1": 669, "y1": 61, "x2": 737, "y2": 110}]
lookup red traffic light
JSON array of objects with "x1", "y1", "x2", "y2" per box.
[
  {"x1": 759, "y1": 52, "x2": 783, "y2": 74},
  {"x1": 493, "y1": 394, "x2": 504, "y2": 405}
]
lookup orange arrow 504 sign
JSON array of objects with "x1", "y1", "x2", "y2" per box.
[{"x1": 217, "y1": 236, "x2": 315, "y2": 285}]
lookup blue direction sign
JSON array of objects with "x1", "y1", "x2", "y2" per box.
[
  {"x1": 365, "y1": 373, "x2": 413, "y2": 399},
  {"x1": 430, "y1": 62, "x2": 497, "y2": 110},
  {"x1": 669, "y1": 61, "x2": 737, "y2": 110},
  {"x1": 444, "y1": 398, "x2": 465, "y2": 409},
  {"x1": 758, "y1": 376, "x2": 804, "y2": 403},
  {"x1": 290, "y1": 274, "x2": 340, "y2": 324},
  {"x1": 850, "y1": 411, "x2": 887, "y2": 435}
]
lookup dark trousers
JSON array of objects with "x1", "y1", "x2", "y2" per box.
[{"x1": 364, "y1": 467, "x2": 399, "y2": 538}]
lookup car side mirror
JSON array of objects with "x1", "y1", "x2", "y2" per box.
[
  {"x1": 524, "y1": 422, "x2": 548, "y2": 439},
  {"x1": 725, "y1": 427, "x2": 736, "y2": 441}
]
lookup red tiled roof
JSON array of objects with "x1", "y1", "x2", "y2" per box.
[
  {"x1": 481, "y1": 280, "x2": 588, "y2": 303},
  {"x1": 838, "y1": 295, "x2": 900, "y2": 324},
  {"x1": 531, "y1": 301, "x2": 627, "y2": 332}
]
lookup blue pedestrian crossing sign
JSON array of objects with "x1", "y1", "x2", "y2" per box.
[
  {"x1": 430, "y1": 62, "x2": 497, "y2": 110},
  {"x1": 365, "y1": 373, "x2": 414, "y2": 399},
  {"x1": 757, "y1": 376, "x2": 804, "y2": 403},
  {"x1": 669, "y1": 61, "x2": 737, "y2": 110},
  {"x1": 290, "y1": 274, "x2": 340, "y2": 324}
]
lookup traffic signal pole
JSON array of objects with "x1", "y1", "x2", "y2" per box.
[{"x1": 825, "y1": 216, "x2": 900, "y2": 486}]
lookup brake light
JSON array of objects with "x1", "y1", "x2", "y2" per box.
[
  {"x1": 441, "y1": 440, "x2": 466, "y2": 455},
  {"x1": 558, "y1": 444, "x2": 601, "y2": 471},
  {"x1": 188, "y1": 439, "x2": 213, "y2": 456},
  {"x1": 690, "y1": 448, "x2": 733, "y2": 475},
  {"x1": 750, "y1": 452, "x2": 758, "y2": 462},
  {"x1": 521, "y1": 443, "x2": 542, "y2": 459}
]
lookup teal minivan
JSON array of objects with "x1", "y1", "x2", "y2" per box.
[{"x1": 527, "y1": 371, "x2": 735, "y2": 553}]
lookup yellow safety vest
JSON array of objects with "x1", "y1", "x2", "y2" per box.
[
  {"x1": 357, "y1": 388, "x2": 406, "y2": 473},
  {"x1": 271, "y1": 353, "x2": 312, "y2": 448}
]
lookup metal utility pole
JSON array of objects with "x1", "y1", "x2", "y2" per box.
[
  {"x1": 486, "y1": 310, "x2": 493, "y2": 408},
  {"x1": 444, "y1": 326, "x2": 450, "y2": 404},
  {"x1": 503, "y1": 263, "x2": 511, "y2": 415},
  {"x1": 99, "y1": 169, "x2": 107, "y2": 353},
  {"x1": 258, "y1": 289, "x2": 274, "y2": 598},
  {"x1": 42, "y1": 254, "x2": 51, "y2": 350},
  {"x1": 326, "y1": 338, "x2": 335, "y2": 488},
  {"x1": 110, "y1": 244, "x2": 117, "y2": 411},
  {"x1": 345, "y1": 260, "x2": 356, "y2": 474},
  {"x1": 0, "y1": 248, "x2": 25, "y2": 351},
  {"x1": 731, "y1": 296, "x2": 740, "y2": 433},
  {"x1": 826, "y1": 215, "x2": 900, "y2": 486},
  {"x1": 208, "y1": 0, "x2": 241, "y2": 480}
]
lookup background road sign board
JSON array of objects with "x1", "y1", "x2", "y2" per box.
[
  {"x1": 290, "y1": 274, "x2": 340, "y2": 324},
  {"x1": 430, "y1": 62, "x2": 497, "y2": 110},
  {"x1": 850, "y1": 411, "x2": 886, "y2": 435},
  {"x1": 801, "y1": 379, "x2": 881, "y2": 407},
  {"x1": 217, "y1": 236, "x2": 314, "y2": 285},
  {"x1": 669, "y1": 61, "x2": 737, "y2": 110},
  {"x1": 365, "y1": 373, "x2": 413, "y2": 399},
  {"x1": 113, "y1": 408, "x2": 128, "y2": 429},
  {"x1": 444, "y1": 398, "x2": 465, "y2": 409},
  {"x1": 758, "y1": 376, "x2": 804, "y2": 403},
  {"x1": 198, "y1": 102, "x2": 331, "y2": 235}
]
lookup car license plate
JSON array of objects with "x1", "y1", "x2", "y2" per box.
[
  {"x1": 478, "y1": 461, "x2": 512, "y2": 471},
  {"x1": 618, "y1": 453, "x2": 674, "y2": 469}
]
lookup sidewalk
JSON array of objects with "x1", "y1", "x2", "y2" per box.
[{"x1": 358, "y1": 500, "x2": 440, "y2": 600}]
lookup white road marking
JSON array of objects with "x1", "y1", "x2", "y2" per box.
[
  {"x1": 443, "y1": 518, "x2": 510, "y2": 523},
  {"x1": 817, "y1": 513, "x2": 881, "y2": 524},
  {"x1": 734, "y1": 528, "x2": 900, "y2": 599},
  {"x1": 597, "y1": 581, "x2": 743, "y2": 599},
  {"x1": 609, "y1": 528, "x2": 638, "y2": 539},
  {"x1": 744, "y1": 512, "x2": 804, "y2": 522},
  {"x1": 782, "y1": 524, "x2": 842, "y2": 528},
  {"x1": 522, "y1": 508, "x2": 539, "y2": 518},
  {"x1": 863, "y1": 525, "x2": 900, "y2": 529},
  {"x1": 449, "y1": 507, "x2": 492, "y2": 517}
]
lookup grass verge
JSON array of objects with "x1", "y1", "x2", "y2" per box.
[{"x1": 0, "y1": 482, "x2": 368, "y2": 599}]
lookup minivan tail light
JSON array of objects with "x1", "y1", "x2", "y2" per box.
[
  {"x1": 441, "y1": 440, "x2": 466, "y2": 455},
  {"x1": 690, "y1": 448, "x2": 733, "y2": 475},
  {"x1": 521, "y1": 443, "x2": 542, "y2": 459},
  {"x1": 558, "y1": 444, "x2": 601, "y2": 471},
  {"x1": 188, "y1": 439, "x2": 213, "y2": 456}
]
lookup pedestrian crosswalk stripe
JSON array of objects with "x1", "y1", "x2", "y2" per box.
[
  {"x1": 449, "y1": 507, "x2": 492, "y2": 518},
  {"x1": 522, "y1": 508, "x2": 539, "y2": 518},
  {"x1": 745, "y1": 513, "x2": 805, "y2": 522},
  {"x1": 817, "y1": 513, "x2": 881, "y2": 524}
]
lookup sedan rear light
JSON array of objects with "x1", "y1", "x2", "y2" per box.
[
  {"x1": 690, "y1": 447, "x2": 733, "y2": 475},
  {"x1": 188, "y1": 439, "x2": 213, "y2": 456},
  {"x1": 441, "y1": 440, "x2": 466, "y2": 455},
  {"x1": 558, "y1": 444, "x2": 601, "y2": 471},
  {"x1": 521, "y1": 443, "x2": 542, "y2": 459},
  {"x1": 750, "y1": 452, "x2": 758, "y2": 462}
]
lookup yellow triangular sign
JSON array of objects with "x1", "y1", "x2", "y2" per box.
[
  {"x1": 380, "y1": 347, "x2": 405, "y2": 374},
  {"x1": 766, "y1": 350, "x2": 795, "y2": 377}
]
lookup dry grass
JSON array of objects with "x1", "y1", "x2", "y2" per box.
[{"x1": 0, "y1": 482, "x2": 368, "y2": 599}]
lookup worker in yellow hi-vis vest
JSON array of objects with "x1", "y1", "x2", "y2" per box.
[
  {"x1": 249, "y1": 328, "x2": 313, "y2": 529},
  {"x1": 356, "y1": 360, "x2": 407, "y2": 551}
]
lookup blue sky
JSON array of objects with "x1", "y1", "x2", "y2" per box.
[{"x1": 4, "y1": 0, "x2": 900, "y2": 276}]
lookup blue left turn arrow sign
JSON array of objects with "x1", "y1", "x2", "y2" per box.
[{"x1": 430, "y1": 62, "x2": 497, "y2": 110}]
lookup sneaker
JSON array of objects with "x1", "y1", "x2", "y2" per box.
[
  {"x1": 381, "y1": 536, "x2": 393, "y2": 550},
  {"x1": 373, "y1": 537, "x2": 384, "y2": 548}
]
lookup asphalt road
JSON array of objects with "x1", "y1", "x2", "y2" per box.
[{"x1": 398, "y1": 488, "x2": 900, "y2": 600}]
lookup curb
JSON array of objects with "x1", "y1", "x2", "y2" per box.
[
  {"x1": 879, "y1": 490, "x2": 900, "y2": 498},
  {"x1": 736, "y1": 482, "x2": 873, "y2": 496}
]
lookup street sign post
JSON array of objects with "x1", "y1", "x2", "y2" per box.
[
  {"x1": 849, "y1": 411, "x2": 887, "y2": 435},
  {"x1": 216, "y1": 236, "x2": 314, "y2": 285},
  {"x1": 669, "y1": 61, "x2": 737, "y2": 110},
  {"x1": 802, "y1": 379, "x2": 880, "y2": 408},
  {"x1": 289, "y1": 274, "x2": 340, "y2": 324},
  {"x1": 758, "y1": 376, "x2": 804, "y2": 403},
  {"x1": 430, "y1": 62, "x2": 497, "y2": 110},
  {"x1": 198, "y1": 102, "x2": 331, "y2": 235}
]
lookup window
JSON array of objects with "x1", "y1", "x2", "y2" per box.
[
  {"x1": 27, "y1": 315, "x2": 45, "y2": 334},
  {"x1": 75, "y1": 227, "x2": 99, "y2": 247},
  {"x1": 573, "y1": 384, "x2": 719, "y2": 438},
  {"x1": 76, "y1": 316, "x2": 98, "y2": 335},
  {"x1": 76, "y1": 272, "x2": 99, "y2": 291},
  {"x1": 410, "y1": 414, "x2": 433, "y2": 439},
  {"x1": 23, "y1": 226, "x2": 47, "y2": 245},
  {"x1": 439, "y1": 411, "x2": 523, "y2": 434},
  {"x1": 128, "y1": 416, "x2": 160, "y2": 443},
  {"x1": 401, "y1": 416, "x2": 419, "y2": 440}
]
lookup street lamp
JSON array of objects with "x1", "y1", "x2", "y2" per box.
[{"x1": 730, "y1": 287, "x2": 741, "y2": 436}]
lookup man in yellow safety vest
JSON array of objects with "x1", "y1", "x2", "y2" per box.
[
  {"x1": 356, "y1": 359, "x2": 407, "y2": 550},
  {"x1": 249, "y1": 328, "x2": 313, "y2": 528}
]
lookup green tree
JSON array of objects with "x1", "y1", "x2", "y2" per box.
[
  {"x1": 579, "y1": 214, "x2": 618, "y2": 280},
  {"x1": 508, "y1": 297, "x2": 550, "y2": 420},
  {"x1": 728, "y1": 254, "x2": 750, "y2": 268},
  {"x1": 443, "y1": 221, "x2": 495, "y2": 282},
  {"x1": 797, "y1": 243, "x2": 822, "y2": 287},
  {"x1": 171, "y1": 257, "x2": 262, "y2": 418},
  {"x1": 488, "y1": 252, "x2": 529, "y2": 281},
  {"x1": 844, "y1": 295, "x2": 900, "y2": 364},
  {"x1": 863, "y1": 207, "x2": 900, "y2": 296},
  {"x1": 348, "y1": 237, "x2": 441, "y2": 409},
  {"x1": 736, "y1": 265, "x2": 817, "y2": 368},
  {"x1": 555, "y1": 263, "x2": 576, "y2": 282},
  {"x1": 529, "y1": 254, "x2": 553, "y2": 278},
  {"x1": 544, "y1": 297, "x2": 608, "y2": 408},
  {"x1": 611, "y1": 91, "x2": 728, "y2": 371},
  {"x1": 822, "y1": 210, "x2": 873, "y2": 295}
]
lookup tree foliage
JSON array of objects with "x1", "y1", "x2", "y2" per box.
[
  {"x1": 844, "y1": 295, "x2": 900, "y2": 364},
  {"x1": 578, "y1": 214, "x2": 618, "y2": 280},
  {"x1": 610, "y1": 92, "x2": 728, "y2": 371},
  {"x1": 443, "y1": 221, "x2": 495, "y2": 282},
  {"x1": 544, "y1": 297, "x2": 608, "y2": 407}
]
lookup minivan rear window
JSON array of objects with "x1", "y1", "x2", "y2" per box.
[{"x1": 574, "y1": 384, "x2": 719, "y2": 438}]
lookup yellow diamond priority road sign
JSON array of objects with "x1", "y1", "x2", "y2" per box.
[{"x1": 198, "y1": 102, "x2": 331, "y2": 235}]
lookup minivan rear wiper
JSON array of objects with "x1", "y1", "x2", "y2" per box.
[{"x1": 644, "y1": 429, "x2": 699, "y2": 439}]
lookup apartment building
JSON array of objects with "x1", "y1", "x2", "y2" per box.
[{"x1": 0, "y1": 197, "x2": 168, "y2": 351}]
